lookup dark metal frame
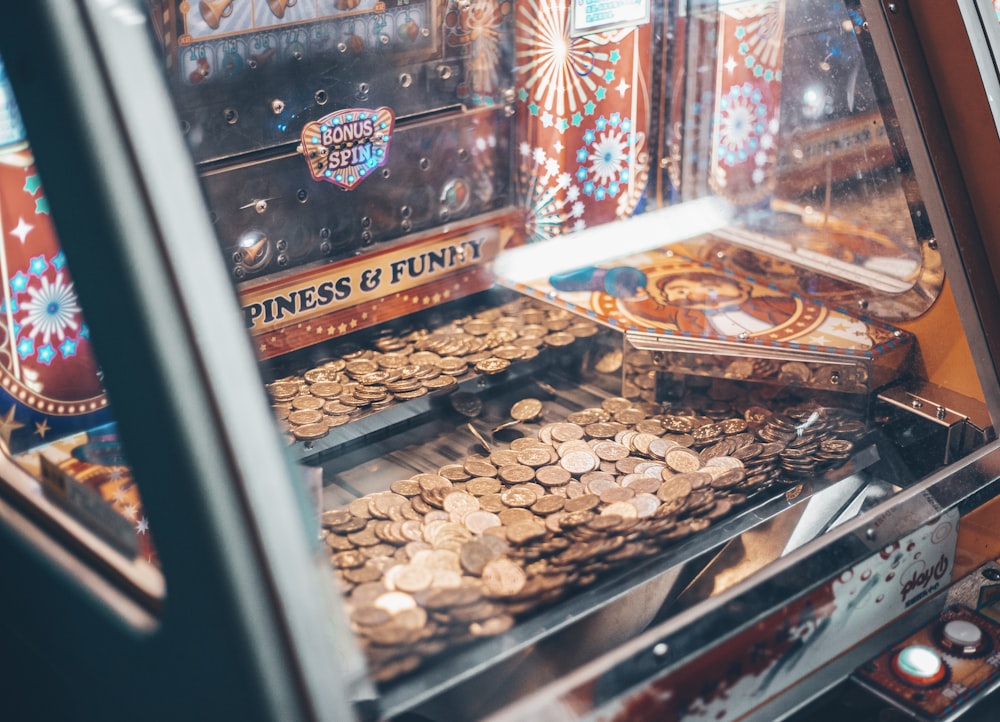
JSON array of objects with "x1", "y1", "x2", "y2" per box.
[{"x1": 0, "y1": 2, "x2": 355, "y2": 720}]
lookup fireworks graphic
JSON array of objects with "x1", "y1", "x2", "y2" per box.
[
  {"x1": 515, "y1": 0, "x2": 618, "y2": 124},
  {"x1": 518, "y1": 142, "x2": 586, "y2": 243},
  {"x1": 728, "y1": 0, "x2": 786, "y2": 76},
  {"x1": 18, "y1": 270, "x2": 81, "y2": 349},
  {"x1": 574, "y1": 114, "x2": 637, "y2": 201}
]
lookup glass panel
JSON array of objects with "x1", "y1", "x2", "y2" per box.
[
  {"x1": 140, "y1": 0, "x2": 990, "y2": 714},
  {"x1": 0, "y1": 54, "x2": 161, "y2": 596}
]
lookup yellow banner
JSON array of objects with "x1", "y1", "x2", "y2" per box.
[{"x1": 240, "y1": 225, "x2": 501, "y2": 333}]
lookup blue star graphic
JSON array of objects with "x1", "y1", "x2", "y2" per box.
[
  {"x1": 528, "y1": 103, "x2": 540, "y2": 116},
  {"x1": 609, "y1": 182, "x2": 620, "y2": 195},
  {"x1": 576, "y1": 167, "x2": 588, "y2": 182},
  {"x1": 29, "y1": 255, "x2": 48, "y2": 277},
  {"x1": 603, "y1": 69, "x2": 614, "y2": 83},
  {"x1": 79, "y1": 323, "x2": 90, "y2": 340},
  {"x1": 584, "y1": 129, "x2": 596, "y2": 143},
  {"x1": 59, "y1": 337, "x2": 78, "y2": 359},
  {"x1": 10, "y1": 271, "x2": 29, "y2": 293},
  {"x1": 17, "y1": 337, "x2": 33, "y2": 359},
  {"x1": 571, "y1": 112, "x2": 583, "y2": 127},
  {"x1": 576, "y1": 148, "x2": 588, "y2": 163},
  {"x1": 609, "y1": 50, "x2": 621, "y2": 63},
  {"x1": 595, "y1": 187, "x2": 606, "y2": 200},
  {"x1": 37, "y1": 344, "x2": 55, "y2": 365},
  {"x1": 583, "y1": 181, "x2": 595, "y2": 196},
  {"x1": 596, "y1": 116, "x2": 607, "y2": 131},
  {"x1": 518, "y1": 88, "x2": 528, "y2": 101},
  {"x1": 595, "y1": 86, "x2": 607, "y2": 100},
  {"x1": 23, "y1": 174, "x2": 42, "y2": 196},
  {"x1": 584, "y1": 101, "x2": 596, "y2": 115},
  {"x1": 52, "y1": 251, "x2": 67, "y2": 271},
  {"x1": 35, "y1": 196, "x2": 49, "y2": 215},
  {"x1": 609, "y1": 113, "x2": 621, "y2": 127},
  {"x1": 557, "y1": 118, "x2": 569, "y2": 132}
]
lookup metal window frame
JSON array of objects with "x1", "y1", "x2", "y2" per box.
[{"x1": 0, "y1": 2, "x2": 357, "y2": 720}]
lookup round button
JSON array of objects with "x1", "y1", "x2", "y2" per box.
[
  {"x1": 941, "y1": 619, "x2": 984, "y2": 654},
  {"x1": 892, "y1": 645, "x2": 946, "y2": 686}
]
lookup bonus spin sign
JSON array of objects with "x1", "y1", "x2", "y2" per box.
[{"x1": 298, "y1": 107, "x2": 395, "y2": 190}]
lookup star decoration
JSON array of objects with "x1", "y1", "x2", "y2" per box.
[
  {"x1": 37, "y1": 344, "x2": 56, "y2": 365},
  {"x1": 595, "y1": 86, "x2": 607, "y2": 101},
  {"x1": 0, "y1": 406, "x2": 25, "y2": 448},
  {"x1": 136, "y1": 517, "x2": 150, "y2": 535},
  {"x1": 615, "y1": 79, "x2": 631, "y2": 96},
  {"x1": 9, "y1": 217, "x2": 33, "y2": 244},
  {"x1": 16, "y1": 338, "x2": 33, "y2": 359},
  {"x1": 34, "y1": 419, "x2": 50, "y2": 438},
  {"x1": 571, "y1": 112, "x2": 583, "y2": 127},
  {"x1": 23, "y1": 174, "x2": 42, "y2": 196},
  {"x1": 10, "y1": 270, "x2": 28, "y2": 293},
  {"x1": 584, "y1": 100, "x2": 596, "y2": 116},
  {"x1": 29, "y1": 254, "x2": 49, "y2": 277},
  {"x1": 35, "y1": 196, "x2": 49, "y2": 215}
]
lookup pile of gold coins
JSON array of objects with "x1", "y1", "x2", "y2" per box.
[
  {"x1": 322, "y1": 395, "x2": 866, "y2": 682},
  {"x1": 266, "y1": 297, "x2": 601, "y2": 442}
]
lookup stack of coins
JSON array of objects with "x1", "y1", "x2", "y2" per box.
[
  {"x1": 267, "y1": 297, "x2": 601, "y2": 442},
  {"x1": 322, "y1": 395, "x2": 866, "y2": 682}
]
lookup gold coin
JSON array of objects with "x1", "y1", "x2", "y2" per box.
[
  {"x1": 481, "y1": 558, "x2": 527, "y2": 597},
  {"x1": 475, "y1": 357, "x2": 511, "y2": 375},
  {"x1": 550, "y1": 422, "x2": 585, "y2": 443},
  {"x1": 344, "y1": 358, "x2": 378, "y2": 376},
  {"x1": 466, "y1": 476, "x2": 501, "y2": 496},
  {"x1": 288, "y1": 409, "x2": 324, "y2": 426},
  {"x1": 664, "y1": 447, "x2": 703, "y2": 473},
  {"x1": 500, "y1": 485, "x2": 538, "y2": 508},
  {"x1": 516, "y1": 447, "x2": 553, "y2": 468},
  {"x1": 601, "y1": 501, "x2": 639, "y2": 520},
  {"x1": 560, "y1": 449, "x2": 598, "y2": 475},
  {"x1": 292, "y1": 422, "x2": 329, "y2": 441},
  {"x1": 309, "y1": 381, "x2": 344, "y2": 398},
  {"x1": 534, "y1": 466, "x2": 571, "y2": 487},
  {"x1": 505, "y1": 520, "x2": 546, "y2": 545},
  {"x1": 268, "y1": 381, "x2": 300, "y2": 400},
  {"x1": 443, "y1": 491, "x2": 480, "y2": 516},
  {"x1": 292, "y1": 395, "x2": 324, "y2": 410},
  {"x1": 498, "y1": 464, "x2": 535, "y2": 484},
  {"x1": 511, "y1": 398, "x2": 543, "y2": 421},
  {"x1": 463, "y1": 510, "x2": 502, "y2": 536}
]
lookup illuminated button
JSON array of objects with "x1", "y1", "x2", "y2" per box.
[
  {"x1": 941, "y1": 619, "x2": 983, "y2": 654},
  {"x1": 892, "y1": 645, "x2": 946, "y2": 686}
]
